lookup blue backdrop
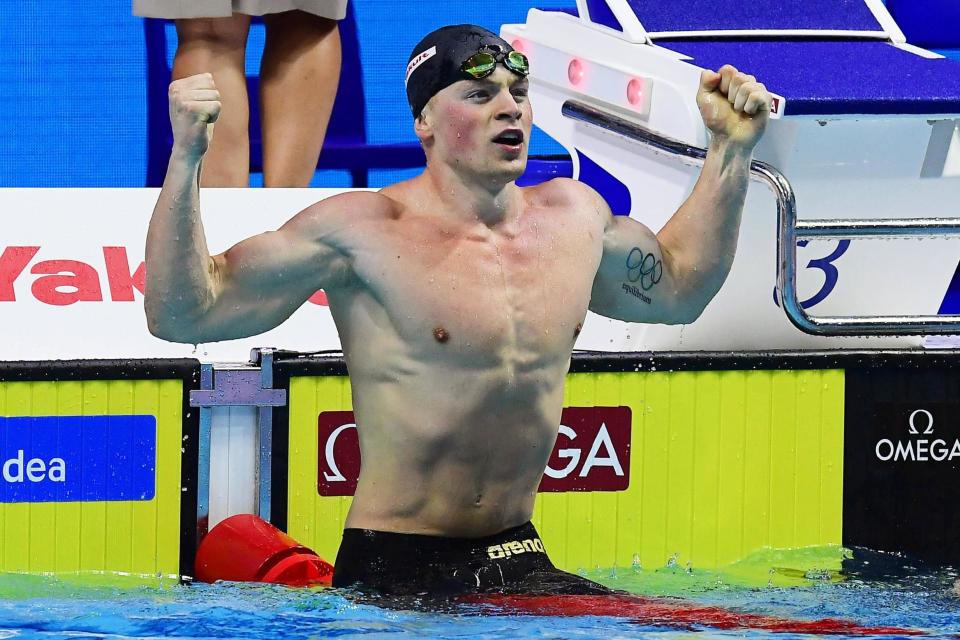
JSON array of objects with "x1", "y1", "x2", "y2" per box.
[
  {"x1": 0, "y1": 1, "x2": 575, "y2": 188},
  {"x1": 1, "y1": 1, "x2": 955, "y2": 188}
]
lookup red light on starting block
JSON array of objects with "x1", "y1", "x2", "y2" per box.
[
  {"x1": 567, "y1": 59, "x2": 585, "y2": 86},
  {"x1": 511, "y1": 38, "x2": 526, "y2": 53},
  {"x1": 627, "y1": 78, "x2": 646, "y2": 107}
]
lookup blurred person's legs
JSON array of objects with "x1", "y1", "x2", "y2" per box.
[
  {"x1": 260, "y1": 11, "x2": 341, "y2": 187},
  {"x1": 172, "y1": 15, "x2": 252, "y2": 187}
]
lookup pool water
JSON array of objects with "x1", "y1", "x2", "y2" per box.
[{"x1": 1, "y1": 547, "x2": 958, "y2": 639}]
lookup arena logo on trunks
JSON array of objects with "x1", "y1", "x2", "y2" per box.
[
  {"x1": 874, "y1": 408, "x2": 960, "y2": 462},
  {"x1": 486, "y1": 537, "x2": 545, "y2": 559},
  {"x1": 316, "y1": 406, "x2": 632, "y2": 496},
  {"x1": 0, "y1": 245, "x2": 330, "y2": 307}
]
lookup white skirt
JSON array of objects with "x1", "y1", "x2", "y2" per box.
[{"x1": 132, "y1": 0, "x2": 348, "y2": 20}]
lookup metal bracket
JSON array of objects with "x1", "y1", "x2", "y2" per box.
[
  {"x1": 189, "y1": 372, "x2": 286, "y2": 408},
  {"x1": 779, "y1": 217, "x2": 960, "y2": 335},
  {"x1": 189, "y1": 349, "x2": 286, "y2": 543}
]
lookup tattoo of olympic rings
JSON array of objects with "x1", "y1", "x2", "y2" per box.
[{"x1": 626, "y1": 247, "x2": 663, "y2": 291}]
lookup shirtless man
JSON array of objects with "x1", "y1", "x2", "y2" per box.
[{"x1": 145, "y1": 24, "x2": 772, "y2": 595}]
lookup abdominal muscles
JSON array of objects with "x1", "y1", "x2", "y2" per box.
[{"x1": 344, "y1": 353, "x2": 567, "y2": 537}]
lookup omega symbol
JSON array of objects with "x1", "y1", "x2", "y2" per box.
[
  {"x1": 323, "y1": 423, "x2": 356, "y2": 482},
  {"x1": 907, "y1": 409, "x2": 934, "y2": 435}
]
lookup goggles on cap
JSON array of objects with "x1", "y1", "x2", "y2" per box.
[{"x1": 460, "y1": 45, "x2": 529, "y2": 80}]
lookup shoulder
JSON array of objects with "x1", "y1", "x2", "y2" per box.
[
  {"x1": 282, "y1": 190, "x2": 401, "y2": 239},
  {"x1": 299, "y1": 190, "x2": 399, "y2": 224},
  {"x1": 523, "y1": 177, "x2": 612, "y2": 224}
]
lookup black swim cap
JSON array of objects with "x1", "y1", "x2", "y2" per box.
[{"x1": 405, "y1": 24, "x2": 515, "y2": 118}]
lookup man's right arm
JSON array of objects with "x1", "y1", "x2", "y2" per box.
[{"x1": 144, "y1": 73, "x2": 357, "y2": 343}]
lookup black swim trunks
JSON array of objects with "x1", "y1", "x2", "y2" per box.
[{"x1": 332, "y1": 522, "x2": 611, "y2": 596}]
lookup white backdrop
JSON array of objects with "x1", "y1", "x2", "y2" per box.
[
  {"x1": 2, "y1": 187, "x2": 958, "y2": 363},
  {"x1": 0, "y1": 188, "x2": 343, "y2": 362}
]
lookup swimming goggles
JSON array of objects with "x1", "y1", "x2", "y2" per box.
[{"x1": 460, "y1": 45, "x2": 529, "y2": 79}]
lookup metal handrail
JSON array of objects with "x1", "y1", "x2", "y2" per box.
[{"x1": 561, "y1": 99, "x2": 960, "y2": 336}]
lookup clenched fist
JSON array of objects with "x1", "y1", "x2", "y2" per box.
[
  {"x1": 696, "y1": 65, "x2": 772, "y2": 149},
  {"x1": 168, "y1": 73, "x2": 221, "y2": 160}
]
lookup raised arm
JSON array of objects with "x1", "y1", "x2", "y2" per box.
[
  {"x1": 589, "y1": 65, "x2": 772, "y2": 324},
  {"x1": 144, "y1": 73, "x2": 356, "y2": 343}
]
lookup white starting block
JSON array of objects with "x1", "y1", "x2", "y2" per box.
[{"x1": 503, "y1": 0, "x2": 960, "y2": 351}]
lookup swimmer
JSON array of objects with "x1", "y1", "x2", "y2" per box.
[{"x1": 145, "y1": 24, "x2": 772, "y2": 596}]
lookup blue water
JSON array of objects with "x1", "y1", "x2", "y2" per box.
[{"x1": 1, "y1": 548, "x2": 959, "y2": 639}]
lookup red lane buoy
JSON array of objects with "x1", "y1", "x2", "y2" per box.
[{"x1": 194, "y1": 514, "x2": 334, "y2": 587}]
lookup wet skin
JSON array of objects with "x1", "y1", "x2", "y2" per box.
[
  {"x1": 328, "y1": 180, "x2": 605, "y2": 536},
  {"x1": 324, "y1": 69, "x2": 610, "y2": 535},
  {"x1": 146, "y1": 64, "x2": 771, "y2": 537}
]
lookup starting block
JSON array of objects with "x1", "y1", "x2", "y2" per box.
[{"x1": 503, "y1": 0, "x2": 960, "y2": 351}]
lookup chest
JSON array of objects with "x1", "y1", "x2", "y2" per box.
[{"x1": 353, "y1": 213, "x2": 602, "y2": 358}]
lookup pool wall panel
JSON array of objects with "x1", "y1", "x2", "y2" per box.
[
  {"x1": 286, "y1": 375, "x2": 353, "y2": 564},
  {"x1": 535, "y1": 369, "x2": 844, "y2": 572},
  {"x1": 281, "y1": 364, "x2": 844, "y2": 574},
  {"x1": 842, "y1": 366, "x2": 960, "y2": 565},
  {"x1": 0, "y1": 361, "x2": 199, "y2": 580}
]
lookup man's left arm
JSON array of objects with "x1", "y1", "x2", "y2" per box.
[{"x1": 589, "y1": 65, "x2": 772, "y2": 324}]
